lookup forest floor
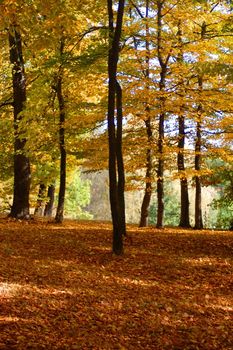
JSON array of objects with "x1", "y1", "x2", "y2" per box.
[{"x1": 0, "y1": 218, "x2": 232, "y2": 350}]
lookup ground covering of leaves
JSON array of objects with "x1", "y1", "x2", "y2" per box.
[{"x1": 0, "y1": 219, "x2": 232, "y2": 350}]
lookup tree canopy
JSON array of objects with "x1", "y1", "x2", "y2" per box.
[{"x1": 0, "y1": 0, "x2": 232, "y2": 250}]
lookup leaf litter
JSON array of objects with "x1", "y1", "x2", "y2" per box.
[{"x1": 0, "y1": 219, "x2": 232, "y2": 349}]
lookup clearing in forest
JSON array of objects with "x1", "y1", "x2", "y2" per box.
[{"x1": 0, "y1": 219, "x2": 232, "y2": 350}]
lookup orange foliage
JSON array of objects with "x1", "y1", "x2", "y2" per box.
[{"x1": 0, "y1": 219, "x2": 232, "y2": 349}]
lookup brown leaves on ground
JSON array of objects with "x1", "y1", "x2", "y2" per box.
[{"x1": 0, "y1": 219, "x2": 232, "y2": 350}]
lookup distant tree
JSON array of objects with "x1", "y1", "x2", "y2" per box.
[
  {"x1": 34, "y1": 183, "x2": 46, "y2": 216},
  {"x1": 65, "y1": 169, "x2": 92, "y2": 220},
  {"x1": 44, "y1": 184, "x2": 55, "y2": 218},
  {"x1": 208, "y1": 161, "x2": 233, "y2": 230},
  {"x1": 149, "y1": 182, "x2": 180, "y2": 227}
]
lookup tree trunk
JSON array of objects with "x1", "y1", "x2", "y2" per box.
[
  {"x1": 139, "y1": 0, "x2": 153, "y2": 228},
  {"x1": 194, "y1": 23, "x2": 208, "y2": 229},
  {"x1": 177, "y1": 116, "x2": 191, "y2": 227},
  {"x1": 44, "y1": 184, "x2": 55, "y2": 217},
  {"x1": 194, "y1": 118, "x2": 203, "y2": 229},
  {"x1": 156, "y1": 112, "x2": 165, "y2": 228},
  {"x1": 8, "y1": 25, "x2": 31, "y2": 219},
  {"x1": 156, "y1": 1, "x2": 169, "y2": 228},
  {"x1": 55, "y1": 89, "x2": 66, "y2": 220},
  {"x1": 139, "y1": 118, "x2": 153, "y2": 227},
  {"x1": 54, "y1": 38, "x2": 66, "y2": 224},
  {"x1": 176, "y1": 21, "x2": 190, "y2": 228},
  {"x1": 116, "y1": 81, "x2": 126, "y2": 236},
  {"x1": 34, "y1": 183, "x2": 46, "y2": 216},
  {"x1": 107, "y1": 0, "x2": 126, "y2": 255}
]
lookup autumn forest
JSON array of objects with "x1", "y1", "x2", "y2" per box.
[
  {"x1": 0, "y1": 0, "x2": 232, "y2": 247},
  {"x1": 0, "y1": 1, "x2": 233, "y2": 348}
]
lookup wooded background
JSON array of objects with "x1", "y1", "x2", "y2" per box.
[{"x1": 0, "y1": 1, "x2": 232, "y2": 250}]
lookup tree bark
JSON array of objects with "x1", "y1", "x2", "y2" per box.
[
  {"x1": 116, "y1": 81, "x2": 126, "y2": 236},
  {"x1": 55, "y1": 39, "x2": 66, "y2": 223},
  {"x1": 176, "y1": 21, "x2": 191, "y2": 228},
  {"x1": 139, "y1": 118, "x2": 153, "y2": 227},
  {"x1": 44, "y1": 184, "x2": 55, "y2": 217},
  {"x1": 8, "y1": 25, "x2": 31, "y2": 219},
  {"x1": 107, "y1": 0, "x2": 126, "y2": 255},
  {"x1": 156, "y1": 1, "x2": 168, "y2": 228},
  {"x1": 156, "y1": 110, "x2": 165, "y2": 228},
  {"x1": 177, "y1": 117, "x2": 191, "y2": 227},
  {"x1": 194, "y1": 114, "x2": 203, "y2": 229},
  {"x1": 194, "y1": 24, "x2": 206, "y2": 230},
  {"x1": 34, "y1": 183, "x2": 46, "y2": 216},
  {"x1": 139, "y1": 0, "x2": 153, "y2": 228}
]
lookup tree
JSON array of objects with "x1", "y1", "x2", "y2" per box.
[
  {"x1": 107, "y1": 0, "x2": 126, "y2": 255},
  {"x1": 44, "y1": 184, "x2": 55, "y2": 217},
  {"x1": 54, "y1": 37, "x2": 67, "y2": 224},
  {"x1": 8, "y1": 24, "x2": 31, "y2": 219},
  {"x1": 137, "y1": 0, "x2": 153, "y2": 228},
  {"x1": 156, "y1": 0, "x2": 171, "y2": 228},
  {"x1": 176, "y1": 20, "x2": 191, "y2": 228},
  {"x1": 64, "y1": 169, "x2": 92, "y2": 220},
  {"x1": 34, "y1": 183, "x2": 47, "y2": 216}
]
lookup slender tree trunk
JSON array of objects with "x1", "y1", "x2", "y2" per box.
[
  {"x1": 34, "y1": 183, "x2": 46, "y2": 216},
  {"x1": 139, "y1": 0, "x2": 153, "y2": 228},
  {"x1": 156, "y1": 110, "x2": 165, "y2": 228},
  {"x1": 176, "y1": 21, "x2": 190, "y2": 228},
  {"x1": 155, "y1": 1, "x2": 170, "y2": 228},
  {"x1": 139, "y1": 118, "x2": 153, "y2": 227},
  {"x1": 55, "y1": 67, "x2": 66, "y2": 222},
  {"x1": 177, "y1": 116, "x2": 190, "y2": 227},
  {"x1": 107, "y1": 0, "x2": 126, "y2": 255},
  {"x1": 194, "y1": 23, "x2": 206, "y2": 230},
  {"x1": 194, "y1": 115, "x2": 203, "y2": 229},
  {"x1": 116, "y1": 81, "x2": 126, "y2": 236},
  {"x1": 8, "y1": 25, "x2": 31, "y2": 219},
  {"x1": 44, "y1": 184, "x2": 55, "y2": 217}
]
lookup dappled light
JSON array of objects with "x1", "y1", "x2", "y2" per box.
[
  {"x1": 0, "y1": 219, "x2": 232, "y2": 349},
  {"x1": 0, "y1": 282, "x2": 22, "y2": 299}
]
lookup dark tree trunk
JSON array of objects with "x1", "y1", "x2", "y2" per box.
[
  {"x1": 54, "y1": 38, "x2": 66, "y2": 224},
  {"x1": 176, "y1": 21, "x2": 190, "y2": 228},
  {"x1": 156, "y1": 112, "x2": 165, "y2": 228},
  {"x1": 34, "y1": 183, "x2": 46, "y2": 216},
  {"x1": 116, "y1": 81, "x2": 126, "y2": 236},
  {"x1": 139, "y1": 0, "x2": 153, "y2": 228},
  {"x1": 8, "y1": 25, "x2": 31, "y2": 219},
  {"x1": 139, "y1": 118, "x2": 153, "y2": 227},
  {"x1": 107, "y1": 0, "x2": 126, "y2": 255},
  {"x1": 156, "y1": 1, "x2": 169, "y2": 228},
  {"x1": 194, "y1": 118, "x2": 203, "y2": 229},
  {"x1": 55, "y1": 81, "x2": 66, "y2": 221},
  {"x1": 177, "y1": 116, "x2": 191, "y2": 227},
  {"x1": 194, "y1": 23, "x2": 207, "y2": 229},
  {"x1": 44, "y1": 184, "x2": 55, "y2": 217}
]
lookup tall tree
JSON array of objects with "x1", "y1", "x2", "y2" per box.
[
  {"x1": 156, "y1": 0, "x2": 171, "y2": 228},
  {"x1": 176, "y1": 20, "x2": 191, "y2": 228},
  {"x1": 55, "y1": 37, "x2": 67, "y2": 224},
  {"x1": 107, "y1": 0, "x2": 126, "y2": 255},
  {"x1": 194, "y1": 74, "x2": 204, "y2": 229},
  {"x1": 138, "y1": 0, "x2": 153, "y2": 228},
  {"x1": 8, "y1": 24, "x2": 31, "y2": 219}
]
